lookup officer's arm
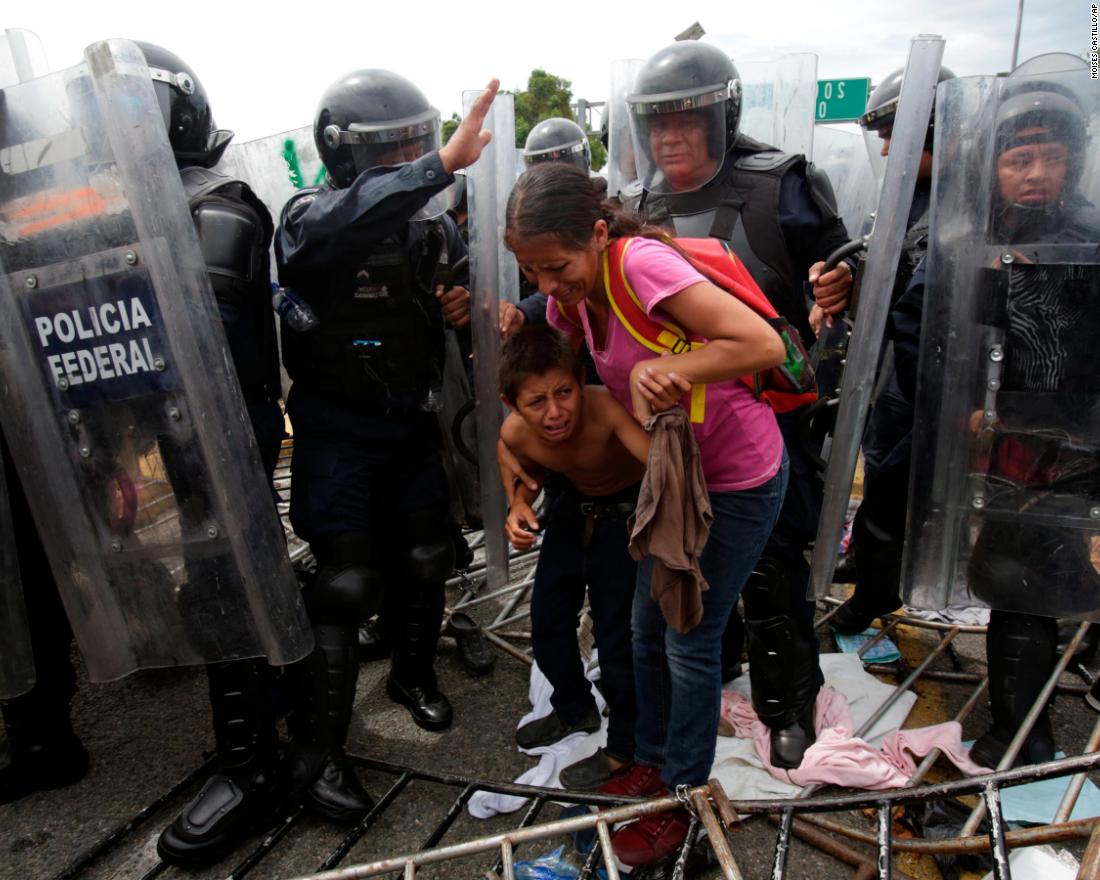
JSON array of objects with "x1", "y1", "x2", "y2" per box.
[
  {"x1": 889, "y1": 260, "x2": 926, "y2": 404},
  {"x1": 277, "y1": 153, "x2": 455, "y2": 269},
  {"x1": 518, "y1": 293, "x2": 549, "y2": 326}
]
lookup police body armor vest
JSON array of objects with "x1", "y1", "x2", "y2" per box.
[
  {"x1": 623, "y1": 136, "x2": 806, "y2": 335},
  {"x1": 180, "y1": 166, "x2": 281, "y2": 404},
  {"x1": 280, "y1": 190, "x2": 448, "y2": 407}
]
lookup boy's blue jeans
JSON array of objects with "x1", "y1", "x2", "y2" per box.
[
  {"x1": 531, "y1": 483, "x2": 639, "y2": 761},
  {"x1": 632, "y1": 454, "x2": 789, "y2": 788}
]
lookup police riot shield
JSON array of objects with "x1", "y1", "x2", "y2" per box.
[
  {"x1": 0, "y1": 27, "x2": 49, "y2": 698},
  {"x1": 812, "y1": 125, "x2": 877, "y2": 238},
  {"x1": 706, "y1": 42, "x2": 817, "y2": 157},
  {"x1": 218, "y1": 124, "x2": 325, "y2": 258},
  {"x1": 0, "y1": 28, "x2": 48, "y2": 87},
  {"x1": 606, "y1": 58, "x2": 644, "y2": 198},
  {"x1": 0, "y1": 439, "x2": 33, "y2": 698},
  {"x1": 902, "y1": 66, "x2": 1100, "y2": 619},
  {"x1": 809, "y1": 34, "x2": 946, "y2": 597},
  {"x1": 463, "y1": 88, "x2": 517, "y2": 589},
  {"x1": 0, "y1": 39, "x2": 313, "y2": 681}
]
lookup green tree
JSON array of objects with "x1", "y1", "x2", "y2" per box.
[
  {"x1": 443, "y1": 71, "x2": 607, "y2": 171},
  {"x1": 512, "y1": 69, "x2": 606, "y2": 172},
  {"x1": 441, "y1": 112, "x2": 461, "y2": 144}
]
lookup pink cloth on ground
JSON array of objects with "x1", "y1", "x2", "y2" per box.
[
  {"x1": 546, "y1": 237, "x2": 783, "y2": 492},
  {"x1": 719, "y1": 688, "x2": 991, "y2": 788}
]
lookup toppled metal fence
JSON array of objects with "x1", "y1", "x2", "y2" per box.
[{"x1": 29, "y1": 438, "x2": 1100, "y2": 879}]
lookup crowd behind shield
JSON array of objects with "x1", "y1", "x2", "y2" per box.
[{"x1": 0, "y1": 28, "x2": 1097, "y2": 873}]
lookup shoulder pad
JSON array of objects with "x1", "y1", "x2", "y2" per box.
[
  {"x1": 280, "y1": 186, "x2": 324, "y2": 226},
  {"x1": 192, "y1": 196, "x2": 265, "y2": 284},
  {"x1": 180, "y1": 166, "x2": 235, "y2": 203},
  {"x1": 732, "y1": 150, "x2": 800, "y2": 174}
]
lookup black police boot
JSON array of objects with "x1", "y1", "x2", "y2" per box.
[
  {"x1": 387, "y1": 586, "x2": 453, "y2": 731},
  {"x1": 287, "y1": 626, "x2": 374, "y2": 824},
  {"x1": 158, "y1": 660, "x2": 285, "y2": 867},
  {"x1": 830, "y1": 513, "x2": 902, "y2": 635},
  {"x1": 746, "y1": 615, "x2": 820, "y2": 770},
  {"x1": 970, "y1": 611, "x2": 1058, "y2": 770},
  {"x1": 443, "y1": 612, "x2": 496, "y2": 676},
  {"x1": 1057, "y1": 621, "x2": 1098, "y2": 662},
  {"x1": 832, "y1": 554, "x2": 858, "y2": 584},
  {"x1": 357, "y1": 616, "x2": 393, "y2": 663},
  {"x1": 0, "y1": 700, "x2": 88, "y2": 805}
]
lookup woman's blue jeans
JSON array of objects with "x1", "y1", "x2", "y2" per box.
[{"x1": 631, "y1": 453, "x2": 789, "y2": 788}]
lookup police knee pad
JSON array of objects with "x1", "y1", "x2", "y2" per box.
[
  {"x1": 307, "y1": 563, "x2": 384, "y2": 623},
  {"x1": 741, "y1": 553, "x2": 803, "y2": 620},
  {"x1": 307, "y1": 532, "x2": 384, "y2": 622},
  {"x1": 403, "y1": 537, "x2": 454, "y2": 587},
  {"x1": 398, "y1": 510, "x2": 455, "y2": 587}
]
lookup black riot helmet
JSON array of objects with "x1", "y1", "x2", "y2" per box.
[
  {"x1": 625, "y1": 41, "x2": 742, "y2": 194},
  {"x1": 994, "y1": 80, "x2": 1090, "y2": 194},
  {"x1": 315, "y1": 69, "x2": 441, "y2": 189},
  {"x1": 522, "y1": 117, "x2": 591, "y2": 172},
  {"x1": 134, "y1": 42, "x2": 232, "y2": 169},
  {"x1": 859, "y1": 66, "x2": 956, "y2": 150}
]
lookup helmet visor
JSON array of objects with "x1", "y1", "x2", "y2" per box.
[
  {"x1": 522, "y1": 140, "x2": 589, "y2": 171},
  {"x1": 626, "y1": 98, "x2": 726, "y2": 194}
]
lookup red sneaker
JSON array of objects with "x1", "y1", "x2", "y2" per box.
[
  {"x1": 597, "y1": 763, "x2": 667, "y2": 799},
  {"x1": 611, "y1": 809, "x2": 692, "y2": 865}
]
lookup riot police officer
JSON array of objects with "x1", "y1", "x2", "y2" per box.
[
  {"x1": 965, "y1": 80, "x2": 1100, "y2": 767},
  {"x1": 274, "y1": 71, "x2": 497, "y2": 807},
  {"x1": 617, "y1": 40, "x2": 853, "y2": 769},
  {"x1": 829, "y1": 65, "x2": 956, "y2": 635},
  {"x1": 523, "y1": 117, "x2": 592, "y2": 171},
  {"x1": 118, "y1": 42, "x2": 293, "y2": 867}
]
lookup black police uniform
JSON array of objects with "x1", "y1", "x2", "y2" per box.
[
  {"x1": 158, "y1": 166, "x2": 290, "y2": 866},
  {"x1": 275, "y1": 151, "x2": 462, "y2": 750},
  {"x1": 831, "y1": 177, "x2": 932, "y2": 633}
]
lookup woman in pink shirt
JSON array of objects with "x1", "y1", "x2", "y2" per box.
[{"x1": 504, "y1": 162, "x2": 789, "y2": 865}]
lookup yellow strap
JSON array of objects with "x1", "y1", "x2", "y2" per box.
[{"x1": 604, "y1": 240, "x2": 707, "y2": 423}]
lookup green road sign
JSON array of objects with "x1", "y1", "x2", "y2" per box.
[{"x1": 815, "y1": 78, "x2": 870, "y2": 123}]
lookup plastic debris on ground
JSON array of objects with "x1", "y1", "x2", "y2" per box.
[
  {"x1": 832, "y1": 627, "x2": 902, "y2": 663},
  {"x1": 960, "y1": 745, "x2": 1100, "y2": 824},
  {"x1": 978, "y1": 844, "x2": 1079, "y2": 879}
]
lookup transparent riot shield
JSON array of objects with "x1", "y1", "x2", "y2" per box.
[
  {"x1": 0, "y1": 28, "x2": 48, "y2": 87},
  {"x1": 0, "y1": 27, "x2": 48, "y2": 698},
  {"x1": 902, "y1": 67, "x2": 1100, "y2": 620},
  {"x1": 218, "y1": 124, "x2": 325, "y2": 265},
  {"x1": 0, "y1": 439, "x2": 33, "y2": 698},
  {"x1": 0, "y1": 39, "x2": 312, "y2": 682},
  {"x1": 606, "y1": 58, "x2": 644, "y2": 198},
  {"x1": 809, "y1": 34, "x2": 946, "y2": 597},
  {"x1": 463, "y1": 88, "x2": 517, "y2": 589},
  {"x1": 217, "y1": 124, "x2": 321, "y2": 398},
  {"x1": 706, "y1": 42, "x2": 817, "y2": 157},
  {"x1": 812, "y1": 125, "x2": 877, "y2": 238}
]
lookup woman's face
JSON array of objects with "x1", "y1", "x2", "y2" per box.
[
  {"x1": 511, "y1": 221, "x2": 608, "y2": 306},
  {"x1": 996, "y1": 127, "x2": 1070, "y2": 207}
]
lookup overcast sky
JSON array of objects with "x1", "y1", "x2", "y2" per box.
[{"x1": 5, "y1": 0, "x2": 1084, "y2": 142}]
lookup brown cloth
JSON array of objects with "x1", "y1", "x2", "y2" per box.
[{"x1": 628, "y1": 408, "x2": 713, "y2": 633}]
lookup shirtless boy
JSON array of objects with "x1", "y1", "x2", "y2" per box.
[{"x1": 498, "y1": 325, "x2": 649, "y2": 789}]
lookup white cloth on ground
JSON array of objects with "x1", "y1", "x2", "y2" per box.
[{"x1": 467, "y1": 658, "x2": 607, "y2": 819}]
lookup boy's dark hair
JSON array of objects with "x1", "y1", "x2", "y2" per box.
[{"x1": 499, "y1": 324, "x2": 583, "y2": 403}]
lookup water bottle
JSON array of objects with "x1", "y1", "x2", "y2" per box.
[
  {"x1": 271, "y1": 286, "x2": 319, "y2": 332},
  {"x1": 420, "y1": 383, "x2": 444, "y2": 413}
]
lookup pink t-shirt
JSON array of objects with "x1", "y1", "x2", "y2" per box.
[{"x1": 546, "y1": 237, "x2": 783, "y2": 492}]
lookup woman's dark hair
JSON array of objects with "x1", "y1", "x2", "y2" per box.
[
  {"x1": 499, "y1": 324, "x2": 583, "y2": 403},
  {"x1": 505, "y1": 163, "x2": 671, "y2": 252}
]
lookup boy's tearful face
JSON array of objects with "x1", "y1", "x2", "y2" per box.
[{"x1": 513, "y1": 367, "x2": 583, "y2": 444}]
